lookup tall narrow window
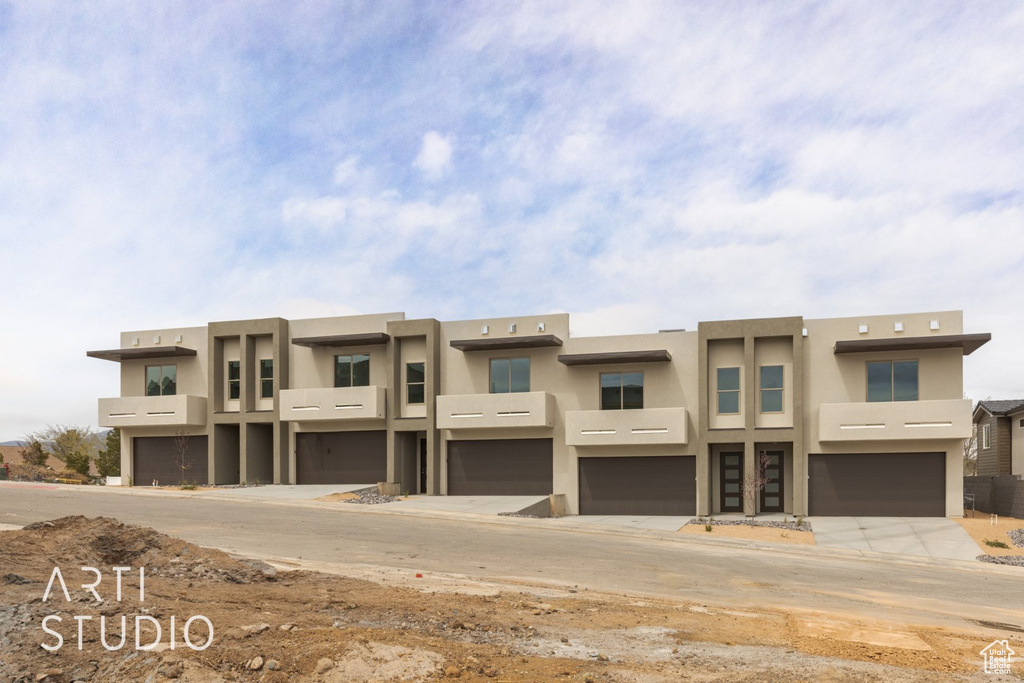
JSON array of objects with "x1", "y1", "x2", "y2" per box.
[
  {"x1": 407, "y1": 362, "x2": 425, "y2": 404},
  {"x1": 145, "y1": 365, "x2": 176, "y2": 396},
  {"x1": 759, "y1": 365, "x2": 783, "y2": 413},
  {"x1": 600, "y1": 372, "x2": 644, "y2": 410},
  {"x1": 982, "y1": 423, "x2": 991, "y2": 450},
  {"x1": 867, "y1": 360, "x2": 918, "y2": 402},
  {"x1": 717, "y1": 367, "x2": 740, "y2": 414},
  {"x1": 489, "y1": 357, "x2": 530, "y2": 393},
  {"x1": 335, "y1": 354, "x2": 370, "y2": 387},
  {"x1": 228, "y1": 360, "x2": 240, "y2": 400},
  {"x1": 260, "y1": 359, "x2": 273, "y2": 399}
]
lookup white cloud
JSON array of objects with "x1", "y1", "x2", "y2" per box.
[{"x1": 413, "y1": 131, "x2": 454, "y2": 179}]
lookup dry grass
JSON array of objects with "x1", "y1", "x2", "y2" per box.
[
  {"x1": 679, "y1": 523, "x2": 815, "y2": 545},
  {"x1": 956, "y1": 511, "x2": 1024, "y2": 556}
]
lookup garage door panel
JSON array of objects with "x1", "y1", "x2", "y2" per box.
[
  {"x1": 447, "y1": 439, "x2": 552, "y2": 495},
  {"x1": 133, "y1": 436, "x2": 208, "y2": 486},
  {"x1": 579, "y1": 456, "x2": 695, "y2": 516},
  {"x1": 809, "y1": 453, "x2": 944, "y2": 516},
  {"x1": 296, "y1": 430, "x2": 386, "y2": 484}
]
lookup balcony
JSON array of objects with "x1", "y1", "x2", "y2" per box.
[
  {"x1": 279, "y1": 386, "x2": 386, "y2": 422},
  {"x1": 98, "y1": 395, "x2": 207, "y2": 428},
  {"x1": 436, "y1": 392, "x2": 555, "y2": 430},
  {"x1": 565, "y1": 407, "x2": 688, "y2": 446},
  {"x1": 818, "y1": 399, "x2": 972, "y2": 442}
]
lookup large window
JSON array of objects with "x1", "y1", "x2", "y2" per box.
[
  {"x1": 489, "y1": 357, "x2": 530, "y2": 393},
  {"x1": 600, "y1": 372, "x2": 643, "y2": 410},
  {"x1": 145, "y1": 365, "x2": 176, "y2": 396},
  {"x1": 335, "y1": 354, "x2": 370, "y2": 388},
  {"x1": 867, "y1": 360, "x2": 918, "y2": 402},
  {"x1": 260, "y1": 359, "x2": 273, "y2": 399},
  {"x1": 228, "y1": 360, "x2": 240, "y2": 400},
  {"x1": 406, "y1": 362, "x2": 425, "y2": 404},
  {"x1": 717, "y1": 367, "x2": 740, "y2": 414},
  {"x1": 760, "y1": 365, "x2": 783, "y2": 413}
]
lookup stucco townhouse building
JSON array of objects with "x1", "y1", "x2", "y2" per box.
[{"x1": 88, "y1": 309, "x2": 989, "y2": 517}]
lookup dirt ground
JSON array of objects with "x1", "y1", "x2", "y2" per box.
[
  {"x1": 956, "y1": 512, "x2": 1024, "y2": 557},
  {"x1": 678, "y1": 524, "x2": 815, "y2": 546},
  {"x1": 0, "y1": 517, "x2": 1018, "y2": 682}
]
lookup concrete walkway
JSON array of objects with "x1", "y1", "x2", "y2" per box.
[
  {"x1": 374, "y1": 494, "x2": 550, "y2": 516},
  {"x1": 205, "y1": 484, "x2": 372, "y2": 500},
  {"x1": 809, "y1": 517, "x2": 981, "y2": 561}
]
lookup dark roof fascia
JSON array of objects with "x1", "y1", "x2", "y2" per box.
[
  {"x1": 291, "y1": 332, "x2": 391, "y2": 348},
  {"x1": 450, "y1": 335, "x2": 563, "y2": 352},
  {"x1": 833, "y1": 333, "x2": 991, "y2": 356},
  {"x1": 86, "y1": 346, "x2": 198, "y2": 363},
  {"x1": 557, "y1": 350, "x2": 672, "y2": 366}
]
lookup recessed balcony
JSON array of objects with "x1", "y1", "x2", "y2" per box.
[
  {"x1": 565, "y1": 407, "x2": 688, "y2": 446},
  {"x1": 98, "y1": 395, "x2": 207, "y2": 428},
  {"x1": 436, "y1": 392, "x2": 555, "y2": 430},
  {"x1": 818, "y1": 399, "x2": 972, "y2": 442},
  {"x1": 279, "y1": 386, "x2": 386, "y2": 422}
]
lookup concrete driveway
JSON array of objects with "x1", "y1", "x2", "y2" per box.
[{"x1": 809, "y1": 517, "x2": 981, "y2": 561}]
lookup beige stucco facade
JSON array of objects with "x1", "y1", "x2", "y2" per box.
[{"x1": 90, "y1": 308, "x2": 987, "y2": 517}]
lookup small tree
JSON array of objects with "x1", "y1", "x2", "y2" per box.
[
  {"x1": 741, "y1": 451, "x2": 772, "y2": 517},
  {"x1": 96, "y1": 428, "x2": 122, "y2": 478},
  {"x1": 33, "y1": 425, "x2": 98, "y2": 476},
  {"x1": 19, "y1": 438, "x2": 49, "y2": 468},
  {"x1": 173, "y1": 430, "x2": 193, "y2": 485}
]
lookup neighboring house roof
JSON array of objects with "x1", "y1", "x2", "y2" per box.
[{"x1": 973, "y1": 400, "x2": 1024, "y2": 422}]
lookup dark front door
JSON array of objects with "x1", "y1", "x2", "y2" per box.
[
  {"x1": 720, "y1": 452, "x2": 743, "y2": 512},
  {"x1": 419, "y1": 438, "x2": 427, "y2": 494},
  {"x1": 760, "y1": 450, "x2": 784, "y2": 512}
]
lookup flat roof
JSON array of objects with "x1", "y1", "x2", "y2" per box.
[
  {"x1": 86, "y1": 346, "x2": 198, "y2": 362},
  {"x1": 450, "y1": 334, "x2": 563, "y2": 352},
  {"x1": 833, "y1": 332, "x2": 991, "y2": 356},
  {"x1": 558, "y1": 349, "x2": 672, "y2": 366},
  {"x1": 291, "y1": 332, "x2": 391, "y2": 348}
]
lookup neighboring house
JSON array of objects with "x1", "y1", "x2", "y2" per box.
[
  {"x1": 88, "y1": 310, "x2": 989, "y2": 517},
  {"x1": 972, "y1": 400, "x2": 1024, "y2": 477}
]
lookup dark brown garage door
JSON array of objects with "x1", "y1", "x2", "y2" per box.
[
  {"x1": 579, "y1": 456, "x2": 696, "y2": 515},
  {"x1": 447, "y1": 439, "x2": 552, "y2": 495},
  {"x1": 133, "y1": 436, "x2": 208, "y2": 486},
  {"x1": 296, "y1": 431, "x2": 386, "y2": 484},
  {"x1": 808, "y1": 453, "x2": 945, "y2": 516}
]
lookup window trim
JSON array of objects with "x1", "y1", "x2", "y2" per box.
[
  {"x1": 406, "y1": 362, "x2": 425, "y2": 405},
  {"x1": 717, "y1": 367, "x2": 741, "y2": 415},
  {"x1": 488, "y1": 357, "x2": 531, "y2": 394},
  {"x1": 866, "y1": 359, "x2": 919, "y2": 402},
  {"x1": 145, "y1": 364, "x2": 177, "y2": 397},
  {"x1": 759, "y1": 365, "x2": 784, "y2": 414},
  {"x1": 259, "y1": 359, "x2": 273, "y2": 399},
  {"x1": 334, "y1": 353, "x2": 371, "y2": 388},
  {"x1": 982, "y1": 423, "x2": 991, "y2": 450},
  {"x1": 227, "y1": 360, "x2": 240, "y2": 400},
  {"x1": 599, "y1": 371, "x2": 644, "y2": 410}
]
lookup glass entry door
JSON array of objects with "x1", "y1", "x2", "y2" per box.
[
  {"x1": 720, "y1": 452, "x2": 743, "y2": 512},
  {"x1": 760, "y1": 451, "x2": 784, "y2": 512}
]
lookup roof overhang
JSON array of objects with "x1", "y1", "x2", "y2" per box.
[
  {"x1": 450, "y1": 334, "x2": 563, "y2": 352},
  {"x1": 833, "y1": 333, "x2": 991, "y2": 356},
  {"x1": 291, "y1": 332, "x2": 391, "y2": 348},
  {"x1": 86, "y1": 346, "x2": 198, "y2": 363},
  {"x1": 558, "y1": 349, "x2": 672, "y2": 366}
]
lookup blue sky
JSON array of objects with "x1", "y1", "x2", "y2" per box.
[{"x1": 1, "y1": 1, "x2": 1022, "y2": 438}]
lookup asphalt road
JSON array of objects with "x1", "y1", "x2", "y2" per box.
[{"x1": 1, "y1": 484, "x2": 1021, "y2": 635}]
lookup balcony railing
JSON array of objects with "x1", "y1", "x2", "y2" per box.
[
  {"x1": 436, "y1": 392, "x2": 555, "y2": 430},
  {"x1": 565, "y1": 407, "x2": 688, "y2": 446},
  {"x1": 279, "y1": 386, "x2": 386, "y2": 422},
  {"x1": 98, "y1": 395, "x2": 207, "y2": 428},
  {"x1": 818, "y1": 398, "x2": 972, "y2": 442}
]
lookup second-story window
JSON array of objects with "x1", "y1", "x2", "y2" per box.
[
  {"x1": 407, "y1": 362, "x2": 425, "y2": 404},
  {"x1": 228, "y1": 360, "x2": 240, "y2": 400},
  {"x1": 335, "y1": 354, "x2": 370, "y2": 388},
  {"x1": 717, "y1": 367, "x2": 740, "y2": 414},
  {"x1": 760, "y1": 365, "x2": 783, "y2": 413},
  {"x1": 260, "y1": 359, "x2": 273, "y2": 399},
  {"x1": 601, "y1": 372, "x2": 643, "y2": 410},
  {"x1": 490, "y1": 357, "x2": 530, "y2": 393},
  {"x1": 867, "y1": 360, "x2": 918, "y2": 402},
  {"x1": 982, "y1": 423, "x2": 991, "y2": 449},
  {"x1": 146, "y1": 365, "x2": 176, "y2": 396}
]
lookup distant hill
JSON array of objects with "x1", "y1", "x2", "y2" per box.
[{"x1": 1, "y1": 440, "x2": 26, "y2": 447}]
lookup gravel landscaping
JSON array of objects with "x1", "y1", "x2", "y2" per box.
[
  {"x1": 978, "y1": 554, "x2": 1024, "y2": 567},
  {"x1": 689, "y1": 518, "x2": 813, "y2": 532},
  {"x1": 1009, "y1": 528, "x2": 1024, "y2": 548},
  {"x1": 341, "y1": 489, "x2": 399, "y2": 505}
]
